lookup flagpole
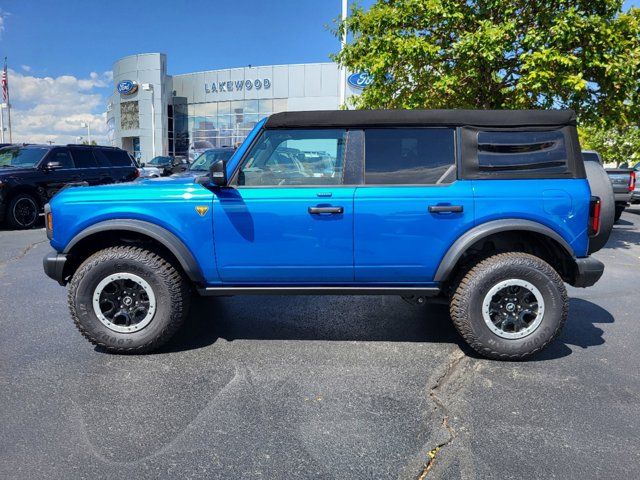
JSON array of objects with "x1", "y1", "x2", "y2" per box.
[
  {"x1": 0, "y1": 104, "x2": 4, "y2": 143},
  {"x1": 5, "y1": 58, "x2": 12, "y2": 143}
]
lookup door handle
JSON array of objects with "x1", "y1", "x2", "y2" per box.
[
  {"x1": 308, "y1": 206, "x2": 344, "y2": 215},
  {"x1": 428, "y1": 205, "x2": 463, "y2": 213}
]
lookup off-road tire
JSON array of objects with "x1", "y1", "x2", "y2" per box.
[
  {"x1": 68, "y1": 246, "x2": 190, "y2": 353},
  {"x1": 450, "y1": 252, "x2": 568, "y2": 360},
  {"x1": 6, "y1": 193, "x2": 39, "y2": 229}
]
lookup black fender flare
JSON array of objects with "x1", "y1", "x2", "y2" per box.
[
  {"x1": 433, "y1": 219, "x2": 575, "y2": 282},
  {"x1": 63, "y1": 219, "x2": 204, "y2": 284}
]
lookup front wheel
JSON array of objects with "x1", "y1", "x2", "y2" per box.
[
  {"x1": 450, "y1": 252, "x2": 567, "y2": 360},
  {"x1": 68, "y1": 246, "x2": 190, "y2": 353},
  {"x1": 7, "y1": 193, "x2": 39, "y2": 229}
]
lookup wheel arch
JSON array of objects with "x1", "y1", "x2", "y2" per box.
[
  {"x1": 62, "y1": 219, "x2": 204, "y2": 285},
  {"x1": 4, "y1": 184, "x2": 44, "y2": 208},
  {"x1": 434, "y1": 219, "x2": 576, "y2": 284}
]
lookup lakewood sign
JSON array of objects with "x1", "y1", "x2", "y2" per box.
[{"x1": 205, "y1": 78, "x2": 271, "y2": 94}]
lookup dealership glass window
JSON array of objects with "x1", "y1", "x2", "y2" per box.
[
  {"x1": 477, "y1": 130, "x2": 568, "y2": 173},
  {"x1": 364, "y1": 128, "x2": 455, "y2": 184},
  {"x1": 180, "y1": 97, "x2": 287, "y2": 153},
  {"x1": 236, "y1": 129, "x2": 346, "y2": 186}
]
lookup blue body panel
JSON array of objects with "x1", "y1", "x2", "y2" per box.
[
  {"x1": 212, "y1": 187, "x2": 355, "y2": 283},
  {"x1": 472, "y1": 179, "x2": 591, "y2": 258},
  {"x1": 354, "y1": 182, "x2": 475, "y2": 282},
  {"x1": 49, "y1": 177, "x2": 220, "y2": 282}
]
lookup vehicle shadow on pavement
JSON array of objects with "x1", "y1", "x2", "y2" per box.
[
  {"x1": 159, "y1": 295, "x2": 467, "y2": 354},
  {"x1": 529, "y1": 298, "x2": 613, "y2": 361},
  {"x1": 158, "y1": 295, "x2": 611, "y2": 361}
]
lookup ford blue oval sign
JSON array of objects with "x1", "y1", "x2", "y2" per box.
[
  {"x1": 347, "y1": 72, "x2": 373, "y2": 89},
  {"x1": 117, "y1": 80, "x2": 138, "y2": 95}
]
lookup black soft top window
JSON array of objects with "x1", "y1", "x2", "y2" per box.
[
  {"x1": 364, "y1": 128, "x2": 455, "y2": 185},
  {"x1": 477, "y1": 130, "x2": 568, "y2": 174}
]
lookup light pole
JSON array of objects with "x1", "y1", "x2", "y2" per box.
[
  {"x1": 339, "y1": 0, "x2": 348, "y2": 106},
  {"x1": 142, "y1": 83, "x2": 156, "y2": 159},
  {"x1": 81, "y1": 122, "x2": 91, "y2": 144}
]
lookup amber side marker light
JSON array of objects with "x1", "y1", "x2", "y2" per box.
[{"x1": 46, "y1": 212, "x2": 53, "y2": 233}]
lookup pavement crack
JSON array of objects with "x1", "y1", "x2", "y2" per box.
[
  {"x1": 0, "y1": 239, "x2": 47, "y2": 267},
  {"x1": 418, "y1": 350, "x2": 467, "y2": 479}
]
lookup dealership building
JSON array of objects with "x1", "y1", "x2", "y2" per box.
[{"x1": 106, "y1": 53, "x2": 363, "y2": 162}]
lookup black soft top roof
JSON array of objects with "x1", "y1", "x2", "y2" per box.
[{"x1": 264, "y1": 109, "x2": 576, "y2": 129}]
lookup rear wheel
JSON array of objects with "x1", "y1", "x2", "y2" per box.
[
  {"x1": 450, "y1": 252, "x2": 567, "y2": 360},
  {"x1": 7, "y1": 193, "x2": 39, "y2": 229},
  {"x1": 68, "y1": 246, "x2": 190, "y2": 353}
]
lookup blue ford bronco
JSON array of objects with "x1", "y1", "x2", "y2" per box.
[{"x1": 43, "y1": 109, "x2": 613, "y2": 360}]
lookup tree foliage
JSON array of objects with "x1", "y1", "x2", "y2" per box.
[
  {"x1": 334, "y1": 0, "x2": 640, "y2": 125},
  {"x1": 579, "y1": 124, "x2": 640, "y2": 166}
]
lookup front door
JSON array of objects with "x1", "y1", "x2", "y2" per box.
[
  {"x1": 212, "y1": 128, "x2": 355, "y2": 284},
  {"x1": 354, "y1": 128, "x2": 475, "y2": 283},
  {"x1": 38, "y1": 147, "x2": 79, "y2": 199}
]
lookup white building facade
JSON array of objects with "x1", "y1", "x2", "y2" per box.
[{"x1": 107, "y1": 53, "x2": 361, "y2": 163}]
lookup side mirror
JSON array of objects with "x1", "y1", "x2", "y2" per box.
[
  {"x1": 210, "y1": 159, "x2": 227, "y2": 187},
  {"x1": 141, "y1": 162, "x2": 146, "y2": 167},
  {"x1": 44, "y1": 161, "x2": 62, "y2": 171}
]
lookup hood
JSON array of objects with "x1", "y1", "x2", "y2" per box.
[{"x1": 50, "y1": 175, "x2": 212, "y2": 207}]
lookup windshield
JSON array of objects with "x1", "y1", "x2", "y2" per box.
[
  {"x1": 148, "y1": 156, "x2": 172, "y2": 166},
  {"x1": 190, "y1": 149, "x2": 234, "y2": 171},
  {"x1": 0, "y1": 147, "x2": 49, "y2": 168}
]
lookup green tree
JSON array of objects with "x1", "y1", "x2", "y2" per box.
[
  {"x1": 334, "y1": 0, "x2": 640, "y2": 124},
  {"x1": 579, "y1": 124, "x2": 640, "y2": 166},
  {"x1": 81, "y1": 140, "x2": 97, "y2": 146}
]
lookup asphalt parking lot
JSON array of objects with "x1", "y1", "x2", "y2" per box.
[{"x1": 1, "y1": 208, "x2": 640, "y2": 479}]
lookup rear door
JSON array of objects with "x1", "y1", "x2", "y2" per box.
[
  {"x1": 212, "y1": 128, "x2": 356, "y2": 283},
  {"x1": 354, "y1": 128, "x2": 475, "y2": 283},
  {"x1": 69, "y1": 147, "x2": 103, "y2": 185},
  {"x1": 95, "y1": 148, "x2": 138, "y2": 182}
]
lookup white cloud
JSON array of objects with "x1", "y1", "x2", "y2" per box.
[
  {"x1": 20, "y1": 65, "x2": 31, "y2": 72},
  {"x1": 0, "y1": 9, "x2": 8, "y2": 37},
  {"x1": 4, "y1": 69, "x2": 111, "y2": 144}
]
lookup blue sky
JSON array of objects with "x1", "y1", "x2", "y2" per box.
[{"x1": 0, "y1": 0, "x2": 636, "y2": 143}]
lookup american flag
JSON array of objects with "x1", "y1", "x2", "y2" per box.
[{"x1": 1, "y1": 58, "x2": 8, "y2": 103}]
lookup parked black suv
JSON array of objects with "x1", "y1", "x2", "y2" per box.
[{"x1": 0, "y1": 144, "x2": 138, "y2": 229}]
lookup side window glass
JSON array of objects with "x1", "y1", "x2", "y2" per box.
[
  {"x1": 477, "y1": 130, "x2": 568, "y2": 173},
  {"x1": 364, "y1": 128, "x2": 455, "y2": 184},
  {"x1": 51, "y1": 149, "x2": 74, "y2": 169},
  {"x1": 237, "y1": 129, "x2": 346, "y2": 186},
  {"x1": 71, "y1": 149, "x2": 98, "y2": 168},
  {"x1": 99, "y1": 149, "x2": 133, "y2": 167}
]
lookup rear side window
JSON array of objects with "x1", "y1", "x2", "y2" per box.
[
  {"x1": 96, "y1": 149, "x2": 133, "y2": 167},
  {"x1": 71, "y1": 148, "x2": 98, "y2": 168},
  {"x1": 364, "y1": 128, "x2": 455, "y2": 184},
  {"x1": 477, "y1": 130, "x2": 568, "y2": 173}
]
